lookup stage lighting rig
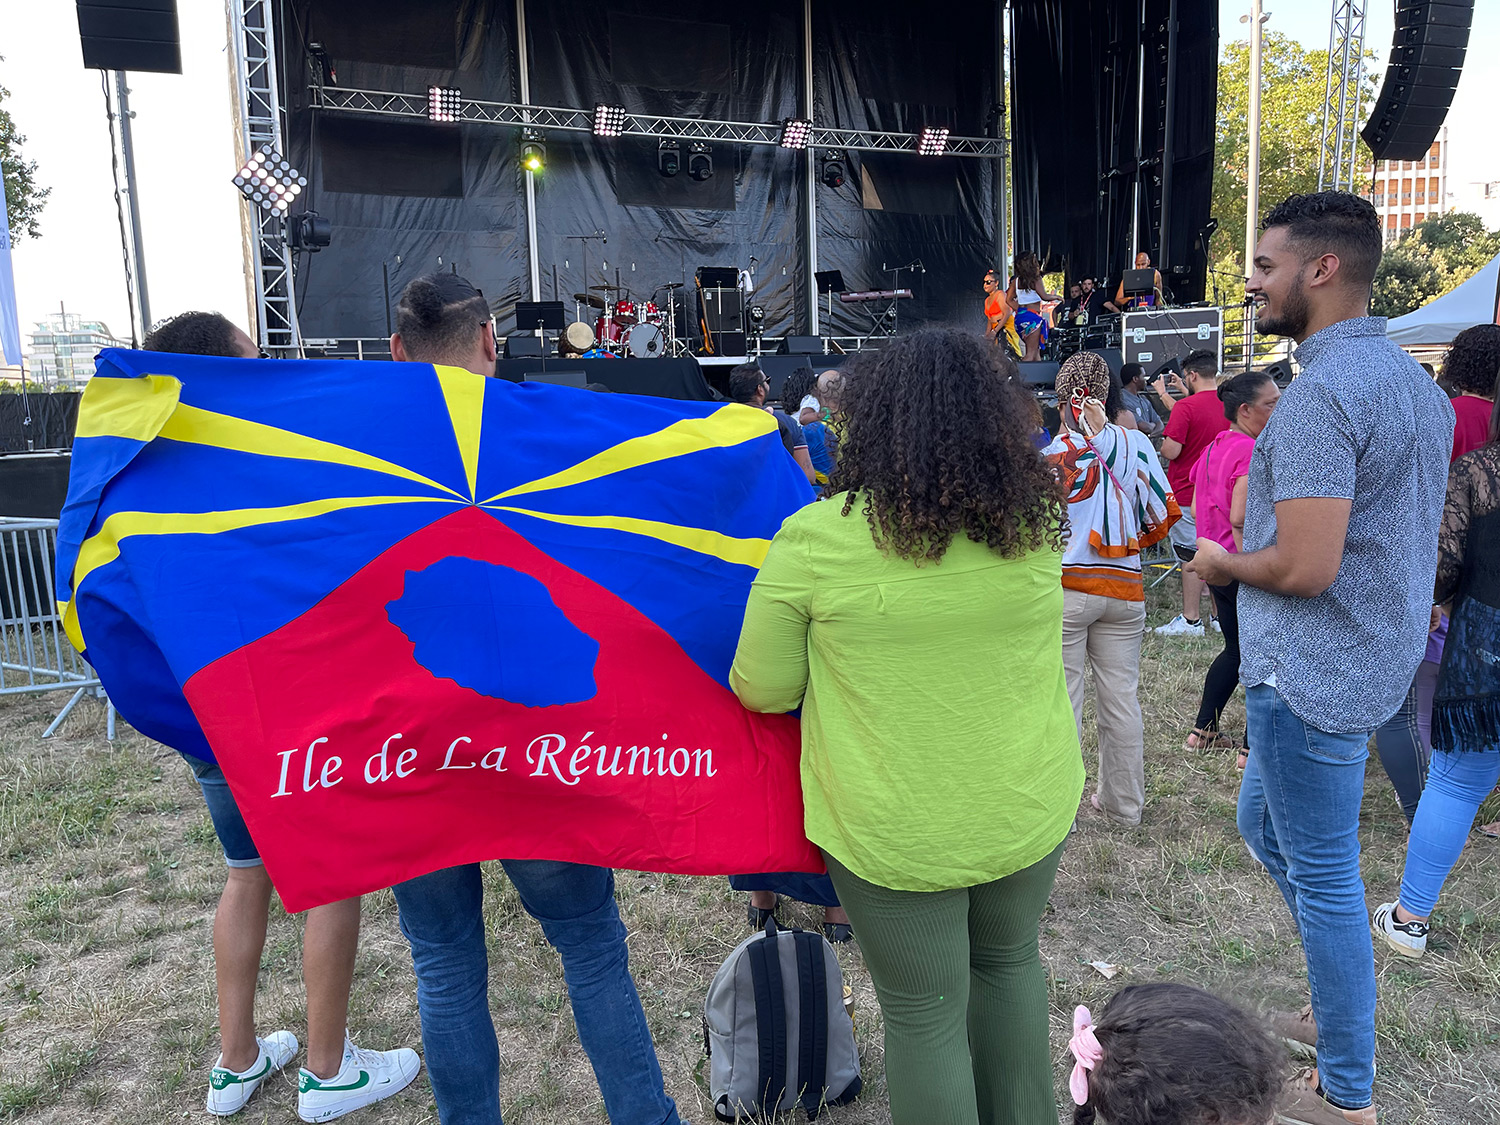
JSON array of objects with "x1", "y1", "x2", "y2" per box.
[
  {"x1": 819, "y1": 150, "x2": 846, "y2": 188},
  {"x1": 658, "y1": 139, "x2": 681, "y2": 177},
  {"x1": 233, "y1": 147, "x2": 305, "y2": 214},
  {"x1": 917, "y1": 126, "x2": 950, "y2": 156},
  {"x1": 688, "y1": 142, "x2": 714, "y2": 182},
  {"x1": 779, "y1": 117, "x2": 812, "y2": 149},
  {"x1": 520, "y1": 128, "x2": 547, "y2": 173},
  {"x1": 287, "y1": 211, "x2": 332, "y2": 252},
  {"x1": 428, "y1": 86, "x2": 461, "y2": 122},
  {"x1": 593, "y1": 104, "x2": 628, "y2": 137}
]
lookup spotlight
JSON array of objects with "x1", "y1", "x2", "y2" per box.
[
  {"x1": 520, "y1": 127, "x2": 546, "y2": 173},
  {"x1": 593, "y1": 103, "x2": 628, "y2": 137},
  {"x1": 287, "y1": 211, "x2": 333, "y2": 252},
  {"x1": 658, "y1": 139, "x2": 681, "y2": 177},
  {"x1": 819, "y1": 150, "x2": 846, "y2": 188},
  {"x1": 779, "y1": 117, "x2": 812, "y2": 149},
  {"x1": 917, "y1": 126, "x2": 950, "y2": 156},
  {"x1": 428, "y1": 86, "x2": 461, "y2": 122},
  {"x1": 688, "y1": 141, "x2": 713, "y2": 182},
  {"x1": 233, "y1": 147, "x2": 306, "y2": 214}
]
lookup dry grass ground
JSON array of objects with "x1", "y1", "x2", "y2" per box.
[{"x1": 2, "y1": 578, "x2": 1499, "y2": 1123}]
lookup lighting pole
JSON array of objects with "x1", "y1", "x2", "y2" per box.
[{"x1": 1241, "y1": 0, "x2": 1267, "y2": 368}]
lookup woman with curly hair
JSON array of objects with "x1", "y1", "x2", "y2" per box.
[
  {"x1": 730, "y1": 329, "x2": 1083, "y2": 1125},
  {"x1": 1444, "y1": 323, "x2": 1500, "y2": 461},
  {"x1": 1042, "y1": 352, "x2": 1179, "y2": 827}
]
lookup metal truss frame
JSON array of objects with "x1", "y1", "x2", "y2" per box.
[
  {"x1": 1318, "y1": 0, "x2": 1367, "y2": 193},
  {"x1": 230, "y1": 0, "x2": 301, "y2": 350},
  {"x1": 312, "y1": 87, "x2": 1008, "y2": 158}
]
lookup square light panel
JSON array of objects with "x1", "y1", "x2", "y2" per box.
[
  {"x1": 593, "y1": 103, "x2": 628, "y2": 137},
  {"x1": 428, "y1": 86, "x2": 462, "y2": 122},
  {"x1": 779, "y1": 117, "x2": 812, "y2": 149},
  {"x1": 917, "y1": 126, "x2": 950, "y2": 156},
  {"x1": 232, "y1": 147, "x2": 306, "y2": 213}
]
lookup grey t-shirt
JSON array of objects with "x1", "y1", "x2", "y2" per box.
[{"x1": 1238, "y1": 316, "x2": 1454, "y2": 734}]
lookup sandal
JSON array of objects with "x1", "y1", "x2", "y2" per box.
[
  {"x1": 823, "y1": 922, "x2": 854, "y2": 944},
  {"x1": 1237, "y1": 747, "x2": 1249, "y2": 771},
  {"x1": 1185, "y1": 728, "x2": 1237, "y2": 751},
  {"x1": 746, "y1": 896, "x2": 778, "y2": 928}
]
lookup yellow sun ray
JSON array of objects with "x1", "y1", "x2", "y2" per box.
[
  {"x1": 432, "y1": 364, "x2": 486, "y2": 501},
  {"x1": 490, "y1": 506, "x2": 770, "y2": 569}
]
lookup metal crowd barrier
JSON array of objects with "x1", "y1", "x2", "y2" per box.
[{"x1": 0, "y1": 517, "x2": 115, "y2": 739}]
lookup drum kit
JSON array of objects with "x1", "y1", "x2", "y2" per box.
[{"x1": 566, "y1": 281, "x2": 684, "y2": 359}]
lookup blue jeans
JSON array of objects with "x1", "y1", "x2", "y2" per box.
[
  {"x1": 184, "y1": 755, "x2": 261, "y2": 867},
  {"x1": 1400, "y1": 747, "x2": 1500, "y2": 917},
  {"x1": 1236, "y1": 685, "x2": 1375, "y2": 1108},
  {"x1": 391, "y1": 861, "x2": 681, "y2": 1125}
]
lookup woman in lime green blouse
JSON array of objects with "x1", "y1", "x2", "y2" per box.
[{"x1": 731, "y1": 329, "x2": 1084, "y2": 1125}]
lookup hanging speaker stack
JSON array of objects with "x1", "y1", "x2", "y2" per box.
[{"x1": 1360, "y1": 0, "x2": 1473, "y2": 162}]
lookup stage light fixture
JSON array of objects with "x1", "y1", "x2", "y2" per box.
[
  {"x1": 287, "y1": 210, "x2": 333, "y2": 252},
  {"x1": 819, "y1": 150, "x2": 846, "y2": 188},
  {"x1": 233, "y1": 147, "x2": 306, "y2": 213},
  {"x1": 658, "y1": 139, "x2": 681, "y2": 177},
  {"x1": 917, "y1": 126, "x2": 950, "y2": 156},
  {"x1": 688, "y1": 141, "x2": 713, "y2": 182},
  {"x1": 520, "y1": 128, "x2": 547, "y2": 173},
  {"x1": 428, "y1": 86, "x2": 462, "y2": 122},
  {"x1": 593, "y1": 103, "x2": 628, "y2": 137},
  {"x1": 779, "y1": 117, "x2": 812, "y2": 149}
]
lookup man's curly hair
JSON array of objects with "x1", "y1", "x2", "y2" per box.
[
  {"x1": 828, "y1": 329, "x2": 1064, "y2": 562},
  {"x1": 1443, "y1": 323, "x2": 1500, "y2": 397}
]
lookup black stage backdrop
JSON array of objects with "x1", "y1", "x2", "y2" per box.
[
  {"x1": 281, "y1": 1, "x2": 1002, "y2": 342},
  {"x1": 1011, "y1": 0, "x2": 1217, "y2": 302}
]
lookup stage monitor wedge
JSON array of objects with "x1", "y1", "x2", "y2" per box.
[
  {"x1": 76, "y1": 0, "x2": 181, "y2": 73},
  {"x1": 1361, "y1": 0, "x2": 1474, "y2": 161}
]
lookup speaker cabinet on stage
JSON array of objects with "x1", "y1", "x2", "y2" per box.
[
  {"x1": 504, "y1": 334, "x2": 545, "y2": 359},
  {"x1": 1120, "y1": 308, "x2": 1222, "y2": 375},
  {"x1": 699, "y1": 287, "x2": 745, "y2": 356},
  {"x1": 777, "y1": 336, "x2": 823, "y2": 355},
  {"x1": 1361, "y1": 0, "x2": 1473, "y2": 161}
]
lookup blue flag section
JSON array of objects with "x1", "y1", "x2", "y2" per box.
[
  {"x1": 0, "y1": 160, "x2": 22, "y2": 368},
  {"x1": 57, "y1": 349, "x2": 821, "y2": 909}
]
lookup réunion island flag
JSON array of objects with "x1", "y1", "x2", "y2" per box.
[{"x1": 56, "y1": 349, "x2": 820, "y2": 910}]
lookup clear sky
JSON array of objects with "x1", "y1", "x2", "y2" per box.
[{"x1": 3, "y1": 3, "x2": 1498, "y2": 356}]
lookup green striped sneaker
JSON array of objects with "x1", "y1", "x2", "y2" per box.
[
  {"x1": 206, "y1": 1030, "x2": 298, "y2": 1116},
  {"x1": 297, "y1": 1036, "x2": 421, "y2": 1122}
]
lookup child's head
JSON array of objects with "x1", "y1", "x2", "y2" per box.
[{"x1": 1069, "y1": 983, "x2": 1283, "y2": 1125}]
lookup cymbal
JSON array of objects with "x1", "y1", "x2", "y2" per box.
[
  {"x1": 589, "y1": 283, "x2": 624, "y2": 292},
  {"x1": 659, "y1": 282, "x2": 684, "y2": 290},
  {"x1": 573, "y1": 292, "x2": 606, "y2": 309}
]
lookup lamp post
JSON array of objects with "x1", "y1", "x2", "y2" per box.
[{"x1": 1241, "y1": 0, "x2": 1268, "y2": 369}]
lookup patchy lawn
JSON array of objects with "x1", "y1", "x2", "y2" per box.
[{"x1": 1, "y1": 580, "x2": 1497, "y2": 1123}]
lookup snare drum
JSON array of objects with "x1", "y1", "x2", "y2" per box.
[{"x1": 612, "y1": 299, "x2": 638, "y2": 327}]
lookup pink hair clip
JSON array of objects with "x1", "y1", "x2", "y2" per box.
[{"x1": 1068, "y1": 1005, "x2": 1104, "y2": 1106}]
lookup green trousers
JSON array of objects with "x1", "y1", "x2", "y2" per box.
[{"x1": 823, "y1": 841, "x2": 1066, "y2": 1125}]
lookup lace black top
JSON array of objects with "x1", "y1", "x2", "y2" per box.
[{"x1": 1432, "y1": 443, "x2": 1500, "y2": 752}]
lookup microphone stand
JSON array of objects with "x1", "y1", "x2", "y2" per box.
[
  {"x1": 878, "y1": 260, "x2": 924, "y2": 338},
  {"x1": 566, "y1": 232, "x2": 607, "y2": 327}
]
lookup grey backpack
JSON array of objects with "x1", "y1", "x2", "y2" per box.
[{"x1": 703, "y1": 916, "x2": 862, "y2": 1121}]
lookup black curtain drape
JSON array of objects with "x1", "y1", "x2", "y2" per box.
[{"x1": 1011, "y1": 0, "x2": 1217, "y2": 301}]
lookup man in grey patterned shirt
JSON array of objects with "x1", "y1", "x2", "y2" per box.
[{"x1": 1191, "y1": 192, "x2": 1453, "y2": 1125}]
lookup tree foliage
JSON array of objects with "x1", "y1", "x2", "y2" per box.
[
  {"x1": 1, "y1": 74, "x2": 49, "y2": 240},
  {"x1": 1371, "y1": 212, "x2": 1500, "y2": 320},
  {"x1": 1209, "y1": 33, "x2": 1377, "y2": 300}
]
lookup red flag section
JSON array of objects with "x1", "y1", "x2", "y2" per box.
[{"x1": 186, "y1": 506, "x2": 819, "y2": 911}]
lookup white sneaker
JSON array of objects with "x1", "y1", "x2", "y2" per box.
[
  {"x1": 206, "y1": 1030, "x2": 298, "y2": 1116},
  {"x1": 1372, "y1": 901, "x2": 1428, "y2": 959},
  {"x1": 1153, "y1": 614, "x2": 1205, "y2": 637},
  {"x1": 1211, "y1": 618, "x2": 1223, "y2": 634},
  {"x1": 297, "y1": 1036, "x2": 421, "y2": 1122}
]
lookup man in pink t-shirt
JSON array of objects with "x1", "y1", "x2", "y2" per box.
[{"x1": 1152, "y1": 349, "x2": 1230, "y2": 635}]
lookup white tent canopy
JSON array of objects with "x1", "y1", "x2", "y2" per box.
[{"x1": 1387, "y1": 252, "x2": 1500, "y2": 348}]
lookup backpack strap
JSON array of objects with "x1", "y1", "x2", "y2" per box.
[
  {"x1": 746, "y1": 917, "x2": 788, "y2": 1112},
  {"x1": 794, "y1": 931, "x2": 830, "y2": 1117}
]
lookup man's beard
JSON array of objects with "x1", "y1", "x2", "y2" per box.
[{"x1": 1256, "y1": 273, "x2": 1309, "y2": 339}]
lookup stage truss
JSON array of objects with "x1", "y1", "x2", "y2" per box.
[
  {"x1": 1318, "y1": 0, "x2": 1367, "y2": 193},
  {"x1": 229, "y1": 0, "x2": 1010, "y2": 352}
]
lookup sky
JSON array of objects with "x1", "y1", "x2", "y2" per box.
[{"x1": 3, "y1": 2, "x2": 1499, "y2": 365}]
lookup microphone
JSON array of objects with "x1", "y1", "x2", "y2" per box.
[{"x1": 749, "y1": 255, "x2": 759, "y2": 264}]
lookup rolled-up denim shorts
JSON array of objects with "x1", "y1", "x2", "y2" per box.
[{"x1": 184, "y1": 755, "x2": 262, "y2": 868}]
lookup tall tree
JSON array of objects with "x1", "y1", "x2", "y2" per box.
[
  {"x1": 1, "y1": 73, "x2": 49, "y2": 239},
  {"x1": 1371, "y1": 212, "x2": 1500, "y2": 319},
  {"x1": 1209, "y1": 33, "x2": 1376, "y2": 296}
]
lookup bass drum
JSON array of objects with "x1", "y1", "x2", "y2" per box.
[{"x1": 624, "y1": 323, "x2": 664, "y2": 358}]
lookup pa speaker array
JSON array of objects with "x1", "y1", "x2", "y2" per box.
[{"x1": 1361, "y1": 0, "x2": 1473, "y2": 161}]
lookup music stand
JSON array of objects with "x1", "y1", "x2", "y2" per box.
[
  {"x1": 815, "y1": 270, "x2": 845, "y2": 326},
  {"x1": 515, "y1": 301, "x2": 567, "y2": 332}
]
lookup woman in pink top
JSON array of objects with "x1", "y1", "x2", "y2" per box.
[{"x1": 1183, "y1": 372, "x2": 1280, "y2": 761}]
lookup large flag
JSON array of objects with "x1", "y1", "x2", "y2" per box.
[
  {"x1": 0, "y1": 161, "x2": 23, "y2": 368},
  {"x1": 58, "y1": 349, "x2": 821, "y2": 910}
]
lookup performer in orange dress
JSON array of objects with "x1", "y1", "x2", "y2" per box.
[{"x1": 983, "y1": 268, "x2": 1019, "y2": 354}]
